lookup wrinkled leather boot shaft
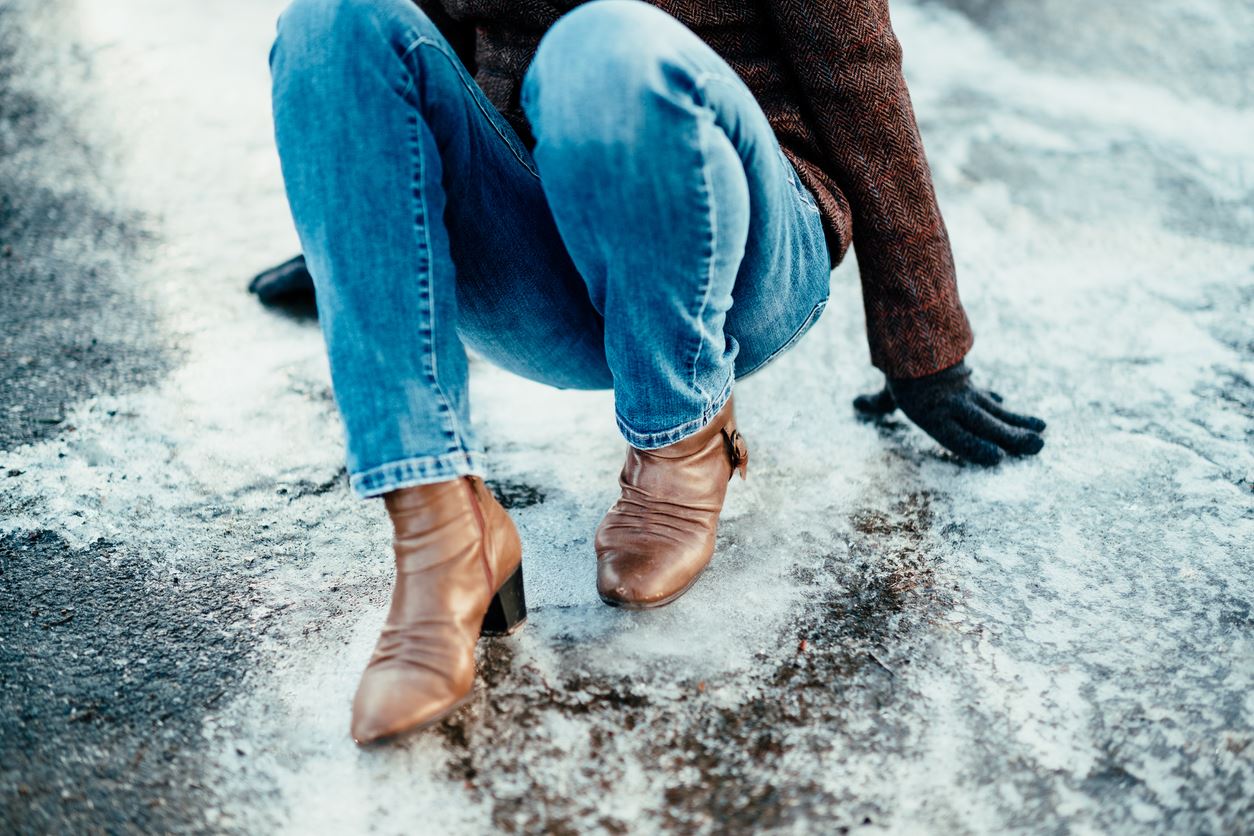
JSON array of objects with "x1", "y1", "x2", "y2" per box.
[
  {"x1": 351, "y1": 476, "x2": 524, "y2": 744},
  {"x1": 595, "y1": 398, "x2": 747, "y2": 609}
]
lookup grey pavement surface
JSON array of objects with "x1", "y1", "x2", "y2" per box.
[{"x1": 1, "y1": 0, "x2": 1251, "y2": 833}]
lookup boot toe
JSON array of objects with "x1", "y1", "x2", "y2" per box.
[
  {"x1": 597, "y1": 549, "x2": 702, "y2": 609},
  {"x1": 351, "y1": 667, "x2": 466, "y2": 744}
]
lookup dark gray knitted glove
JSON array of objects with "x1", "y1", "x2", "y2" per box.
[
  {"x1": 854, "y1": 361, "x2": 1046, "y2": 465},
  {"x1": 248, "y1": 254, "x2": 314, "y2": 306}
]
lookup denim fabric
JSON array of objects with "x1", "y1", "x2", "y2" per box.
[{"x1": 270, "y1": 0, "x2": 831, "y2": 498}]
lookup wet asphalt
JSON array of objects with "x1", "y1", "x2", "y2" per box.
[
  {"x1": 0, "y1": 4, "x2": 246, "y2": 831},
  {"x1": 0, "y1": 4, "x2": 168, "y2": 451}
]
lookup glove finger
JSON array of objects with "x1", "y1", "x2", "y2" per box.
[
  {"x1": 976, "y1": 392, "x2": 1046, "y2": 432},
  {"x1": 957, "y1": 403, "x2": 1045, "y2": 456},
  {"x1": 928, "y1": 418, "x2": 1004, "y2": 466},
  {"x1": 986, "y1": 390, "x2": 1004, "y2": 404},
  {"x1": 853, "y1": 387, "x2": 897, "y2": 416}
]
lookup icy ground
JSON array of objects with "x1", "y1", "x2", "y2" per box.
[{"x1": 1, "y1": 0, "x2": 1251, "y2": 832}]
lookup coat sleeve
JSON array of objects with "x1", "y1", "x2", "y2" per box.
[
  {"x1": 763, "y1": 0, "x2": 973, "y2": 378},
  {"x1": 414, "y1": 1, "x2": 478, "y2": 74}
]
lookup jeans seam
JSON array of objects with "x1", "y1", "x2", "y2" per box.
[
  {"x1": 688, "y1": 102, "x2": 718, "y2": 403},
  {"x1": 686, "y1": 70, "x2": 745, "y2": 404},
  {"x1": 401, "y1": 37, "x2": 540, "y2": 180},
  {"x1": 698, "y1": 72, "x2": 819, "y2": 220},
  {"x1": 406, "y1": 110, "x2": 467, "y2": 451},
  {"x1": 736, "y1": 295, "x2": 829, "y2": 381},
  {"x1": 397, "y1": 36, "x2": 507, "y2": 451}
]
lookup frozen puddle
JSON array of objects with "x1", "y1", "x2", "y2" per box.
[{"x1": 1, "y1": 0, "x2": 1250, "y2": 832}]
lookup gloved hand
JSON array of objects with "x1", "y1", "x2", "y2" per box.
[
  {"x1": 854, "y1": 361, "x2": 1045, "y2": 465},
  {"x1": 248, "y1": 254, "x2": 315, "y2": 306}
]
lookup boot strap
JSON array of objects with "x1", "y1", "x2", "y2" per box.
[{"x1": 721, "y1": 427, "x2": 749, "y2": 480}]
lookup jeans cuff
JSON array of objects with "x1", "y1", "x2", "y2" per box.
[
  {"x1": 614, "y1": 374, "x2": 734, "y2": 451},
  {"x1": 349, "y1": 450, "x2": 484, "y2": 499}
]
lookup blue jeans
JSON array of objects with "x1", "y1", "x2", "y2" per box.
[{"x1": 270, "y1": 0, "x2": 831, "y2": 498}]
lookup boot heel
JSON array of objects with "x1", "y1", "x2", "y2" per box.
[{"x1": 481, "y1": 564, "x2": 527, "y2": 636}]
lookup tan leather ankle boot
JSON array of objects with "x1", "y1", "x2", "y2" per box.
[
  {"x1": 595, "y1": 397, "x2": 748, "y2": 609},
  {"x1": 351, "y1": 476, "x2": 525, "y2": 744}
]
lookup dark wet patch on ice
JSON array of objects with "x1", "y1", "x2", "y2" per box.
[
  {"x1": 277, "y1": 468, "x2": 349, "y2": 501},
  {"x1": 0, "y1": 527, "x2": 263, "y2": 832},
  {"x1": 792, "y1": 491, "x2": 949, "y2": 666},
  {"x1": 0, "y1": 2, "x2": 170, "y2": 452},
  {"x1": 423, "y1": 492, "x2": 948, "y2": 831},
  {"x1": 487, "y1": 479, "x2": 547, "y2": 510}
]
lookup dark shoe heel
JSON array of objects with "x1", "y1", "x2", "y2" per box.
[{"x1": 481, "y1": 564, "x2": 527, "y2": 636}]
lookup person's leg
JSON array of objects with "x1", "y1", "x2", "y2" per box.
[
  {"x1": 271, "y1": 0, "x2": 608, "y2": 501},
  {"x1": 269, "y1": 0, "x2": 603, "y2": 744},
  {"x1": 519, "y1": 0, "x2": 830, "y2": 608},
  {"x1": 520, "y1": 0, "x2": 831, "y2": 450}
]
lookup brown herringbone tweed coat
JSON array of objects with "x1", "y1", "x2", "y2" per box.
[{"x1": 420, "y1": 0, "x2": 974, "y2": 378}]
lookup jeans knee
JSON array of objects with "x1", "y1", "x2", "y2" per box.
[
  {"x1": 522, "y1": 0, "x2": 697, "y2": 140},
  {"x1": 271, "y1": 0, "x2": 429, "y2": 76},
  {"x1": 274, "y1": 0, "x2": 359, "y2": 59}
]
